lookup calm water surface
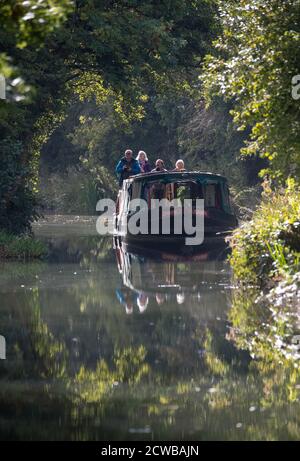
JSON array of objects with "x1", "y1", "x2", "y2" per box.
[{"x1": 0, "y1": 217, "x2": 300, "y2": 441}]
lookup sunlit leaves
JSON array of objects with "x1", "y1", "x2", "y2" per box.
[
  {"x1": 0, "y1": 0, "x2": 73, "y2": 49},
  {"x1": 74, "y1": 346, "x2": 149, "y2": 403},
  {"x1": 202, "y1": 0, "x2": 300, "y2": 179},
  {"x1": 230, "y1": 179, "x2": 300, "y2": 286}
]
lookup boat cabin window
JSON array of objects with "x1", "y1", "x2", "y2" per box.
[
  {"x1": 173, "y1": 182, "x2": 203, "y2": 201},
  {"x1": 149, "y1": 182, "x2": 166, "y2": 200},
  {"x1": 222, "y1": 184, "x2": 231, "y2": 210},
  {"x1": 131, "y1": 182, "x2": 142, "y2": 200},
  {"x1": 204, "y1": 183, "x2": 222, "y2": 209},
  {"x1": 143, "y1": 181, "x2": 203, "y2": 203},
  {"x1": 141, "y1": 178, "x2": 223, "y2": 210}
]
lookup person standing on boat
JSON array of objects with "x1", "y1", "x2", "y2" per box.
[
  {"x1": 173, "y1": 159, "x2": 186, "y2": 171},
  {"x1": 151, "y1": 159, "x2": 167, "y2": 172},
  {"x1": 136, "y1": 150, "x2": 151, "y2": 173},
  {"x1": 116, "y1": 149, "x2": 141, "y2": 187}
]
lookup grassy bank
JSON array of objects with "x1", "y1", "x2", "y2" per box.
[
  {"x1": 228, "y1": 181, "x2": 300, "y2": 380},
  {"x1": 230, "y1": 179, "x2": 300, "y2": 288},
  {"x1": 0, "y1": 231, "x2": 47, "y2": 260}
]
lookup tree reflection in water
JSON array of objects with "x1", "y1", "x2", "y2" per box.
[
  {"x1": 228, "y1": 281, "x2": 300, "y2": 407},
  {"x1": 1, "y1": 236, "x2": 300, "y2": 440}
]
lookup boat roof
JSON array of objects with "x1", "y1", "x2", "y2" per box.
[{"x1": 126, "y1": 171, "x2": 228, "y2": 183}]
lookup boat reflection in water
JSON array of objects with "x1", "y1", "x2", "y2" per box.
[{"x1": 114, "y1": 239, "x2": 230, "y2": 314}]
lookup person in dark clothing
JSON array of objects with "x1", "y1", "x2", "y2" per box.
[
  {"x1": 115, "y1": 287, "x2": 137, "y2": 315},
  {"x1": 151, "y1": 159, "x2": 167, "y2": 172},
  {"x1": 115, "y1": 149, "x2": 141, "y2": 187},
  {"x1": 136, "y1": 150, "x2": 151, "y2": 173}
]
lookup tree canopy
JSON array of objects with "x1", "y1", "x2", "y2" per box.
[
  {"x1": 202, "y1": 0, "x2": 300, "y2": 180},
  {"x1": 0, "y1": 0, "x2": 218, "y2": 232},
  {"x1": 2, "y1": 0, "x2": 300, "y2": 231}
]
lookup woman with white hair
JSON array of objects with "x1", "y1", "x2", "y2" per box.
[
  {"x1": 136, "y1": 150, "x2": 151, "y2": 173},
  {"x1": 173, "y1": 159, "x2": 186, "y2": 172}
]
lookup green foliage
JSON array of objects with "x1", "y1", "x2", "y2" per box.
[
  {"x1": 72, "y1": 346, "x2": 149, "y2": 403},
  {"x1": 2, "y1": 237, "x2": 300, "y2": 439},
  {"x1": 0, "y1": 138, "x2": 40, "y2": 233},
  {"x1": 0, "y1": 230, "x2": 46, "y2": 260},
  {"x1": 202, "y1": 0, "x2": 300, "y2": 180},
  {"x1": 41, "y1": 166, "x2": 117, "y2": 214},
  {"x1": 28, "y1": 288, "x2": 69, "y2": 378},
  {"x1": 46, "y1": 96, "x2": 181, "y2": 176},
  {"x1": 0, "y1": 0, "x2": 72, "y2": 51},
  {"x1": 60, "y1": 0, "x2": 216, "y2": 96},
  {"x1": 230, "y1": 179, "x2": 300, "y2": 286},
  {"x1": 203, "y1": 329, "x2": 230, "y2": 376},
  {"x1": 177, "y1": 98, "x2": 262, "y2": 190},
  {"x1": 1, "y1": 0, "x2": 219, "y2": 230},
  {"x1": 229, "y1": 285, "x2": 300, "y2": 405},
  {"x1": 0, "y1": 1, "x2": 72, "y2": 233},
  {"x1": 41, "y1": 93, "x2": 259, "y2": 215}
]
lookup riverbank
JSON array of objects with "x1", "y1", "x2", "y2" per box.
[
  {"x1": 0, "y1": 231, "x2": 47, "y2": 260},
  {"x1": 227, "y1": 180, "x2": 300, "y2": 382},
  {"x1": 230, "y1": 179, "x2": 300, "y2": 293}
]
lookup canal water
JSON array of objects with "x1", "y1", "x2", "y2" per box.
[{"x1": 0, "y1": 217, "x2": 300, "y2": 440}]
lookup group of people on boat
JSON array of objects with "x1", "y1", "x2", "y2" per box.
[
  {"x1": 116, "y1": 286, "x2": 188, "y2": 315},
  {"x1": 115, "y1": 149, "x2": 186, "y2": 187}
]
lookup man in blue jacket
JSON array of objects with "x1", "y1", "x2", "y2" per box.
[{"x1": 115, "y1": 149, "x2": 141, "y2": 188}]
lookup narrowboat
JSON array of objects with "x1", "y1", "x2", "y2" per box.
[{"x1": 113, "y1": 171, "x2": 237, "y2": 249}]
